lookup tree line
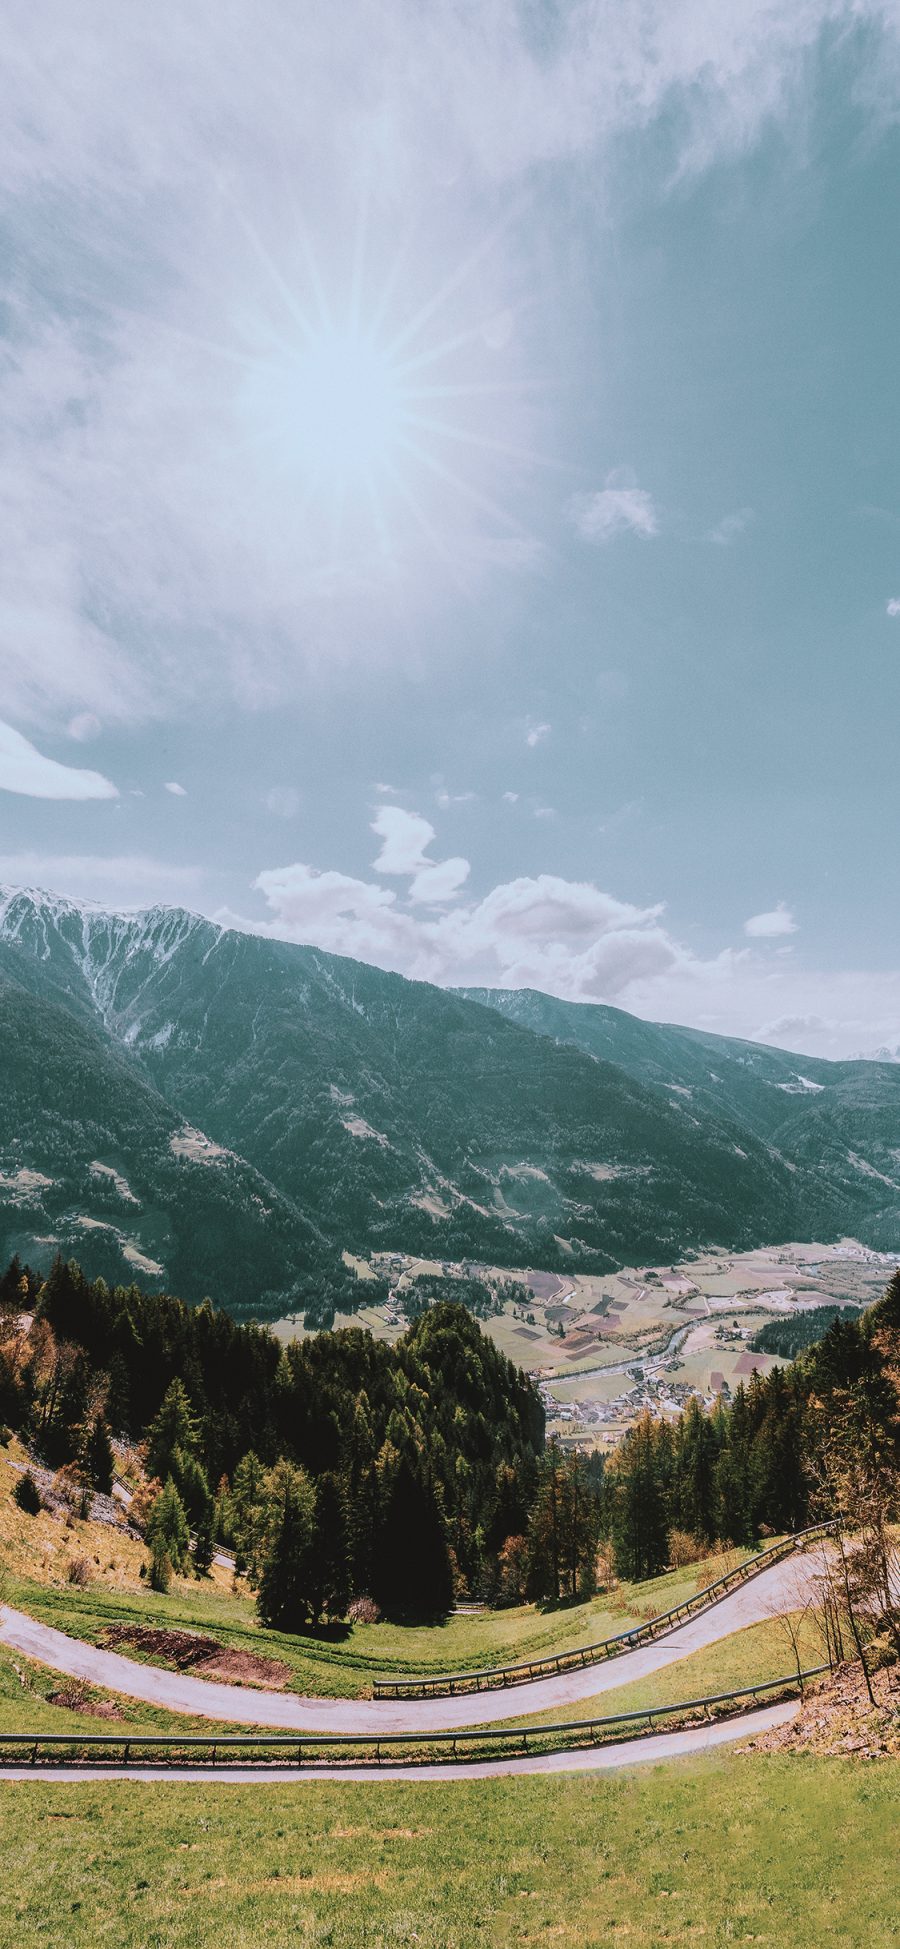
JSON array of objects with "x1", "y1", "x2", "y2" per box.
[{"x1": 3, "y1": 1252, "x2": 899, "y2": 1633}]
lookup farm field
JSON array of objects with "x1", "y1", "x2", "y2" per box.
[
  {"x1": 1, "y1": 1755, "x2": 897, "y2": 1948},
  {"x1": 271, "y1": 1237, "x2": 896, "y2": 1448}
]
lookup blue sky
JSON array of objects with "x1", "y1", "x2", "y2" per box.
[{"x1": 3, "y1": 2, "x2": 900, "y2": 1056}]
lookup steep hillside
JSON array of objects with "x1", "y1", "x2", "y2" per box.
[
  {"x1": 461, "y1": 986, "x2": 900, "y2": 1248},
  {"x1": 0, "y1": 887, "x2": 810, "y2": 1297},
  {"x1": 0, "y1": 940, "x2": 333, "y2": 1311},
  {"x1": 2, "y1": 886, "x2": 899, "y2": 1314}
]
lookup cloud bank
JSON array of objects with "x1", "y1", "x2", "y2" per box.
[{"x1": 0, "y1": 720, "x2": 117, "y2": 800}]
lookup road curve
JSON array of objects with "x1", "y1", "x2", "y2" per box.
[
  {"x1": 0, "y1": 1549, "x2": 822, "y2": 1733},
  {"x1": 0, "y1": 1699, "x2": 798, "y2": 1782}
]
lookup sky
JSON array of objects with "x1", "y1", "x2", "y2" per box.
[{"x1": 3, "y1": 1, "x2": 900, "y2": 1058}]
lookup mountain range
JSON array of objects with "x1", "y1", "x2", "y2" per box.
[{"x1": 1, "y1": 884, "x2": 898, "y2": 1316}]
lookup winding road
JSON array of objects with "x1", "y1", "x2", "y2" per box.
[
  {"x1": 0, "y1": 1547, "x2": 822, "y2": 1735},
  {"x1": 0, "y1": 1700, "x2": 799, "y2": 1781}
]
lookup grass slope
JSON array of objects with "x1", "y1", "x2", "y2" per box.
[{"x1": 1, "y1": 1757, "x2": 898, "y2": 1947}]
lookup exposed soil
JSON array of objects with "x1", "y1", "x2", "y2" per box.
[
  {"x1": 741, "y1": 1660, "x2": 900, "y2": 1759},
  {"x1": 100, "y1": 1623, "x2": 292, "y2": 1690},
  {"x1": 48, "y1": 1684, "x2": 124, "y2": 1720}
]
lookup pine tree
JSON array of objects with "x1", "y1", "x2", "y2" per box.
[
  {"x1": 607, "y1": 1411, "x2": 670, "y2": 1581},
  {"x1": 146, "y1": 1477, "x2": 191, "y2": 1573},
  {"x1": 85, "y1": 1414, "x2": 114, "y2": 1494},
  {"x1": 373, "y1": 1456, "x2": 453, "y2": 1618},
  {"x1": 256, "y1": 1461, "x2": 317, "y2": 1631},
  {"x1": 308, "y1": 1471, "x2": 351, "y2": 1621},
  {"x1": 146, "y1": 1379, "x2": 201, "y2": 1483}
]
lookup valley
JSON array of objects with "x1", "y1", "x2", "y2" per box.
[{"x1": 271, "y1": 1235, "x2": 897, "y2": 1447}]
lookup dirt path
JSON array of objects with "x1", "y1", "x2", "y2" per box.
[
  {"x1": 0, "y1": 1699, "x2": 799, "y2": 1781},
  {"x1": 0, "y1": 1551, "x2": 821, "y2": 1733}
]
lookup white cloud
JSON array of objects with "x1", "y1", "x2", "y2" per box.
[
  {"x1": 249, "y1": 840, "x2": 694, "y2": 999},
  {"x1": 744, "y1": 902, "x2": 797, "y2": 938},
  {"x1": 708, "y1": 507, "x2": 754, "y2": 545},
  {"x1": 265, "y1": 786, "x2": 300, "y2": 819},
  {"x1": 67, "y1": 712, "x2": 102, "y2": 742},
  {"x1": 503, "y1": 790, "x2": 519, "y2": 803},
  {"x1": 164, "y1": 781, "x2": 187, "y2": 797},
  {"x1": 526, "y1": 722, "x2": 551, "y2": 748},
  {"x1": 409, "y1": 857, "x2": 471, "y2": 903},
  {"x1": 435, "y1": 788, "x2": 476, "y2": 808},
  {"x1": 887, "y1": 598, "x2": 900, "y2": 616},
  {"x1": 534, "y1": 806, "x2": 557, "y2": 820},
  {"x1": 0, "y1": 719, "x2": 117, "y2": 800},
  {"x1": 371, "y1": 804, "x2": 470, "y2": 904},
  {"x1": 371, "y1": 806, "x2": 435, "y2": 874},
  {"x1": 569, "y1": 484, "x2": 659, "y2": 544}
]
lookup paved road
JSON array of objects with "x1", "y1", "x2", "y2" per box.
[
  {"x1": 0, "y1": 1699, "x2": 798, "y2": 1782},
  {"x1": 0, "y1": 1548, "x2": 822, "y2": 1734}
]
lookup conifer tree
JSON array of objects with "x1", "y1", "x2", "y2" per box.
[
  {"x1": 85, "y1": 1413, "x2": 114, "y2": 1494},
  {"x1": 146, "y1": 1477, "x2": 191, "y2": 1574},
  {"x1": 256, "y1": 1460, "x2": 317, "y2": 1630}
]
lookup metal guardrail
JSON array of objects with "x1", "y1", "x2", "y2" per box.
[
  {"x1": 374, "y1": 1523, "x2": 838, "y2": 1699},
  {"x1": 0, "y1": 1668, "x2": 827, "y2": 1771}
]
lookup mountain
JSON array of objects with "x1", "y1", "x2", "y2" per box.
[
  {"x1": 459, "y1": 986, "x2": 900, "y2": 1251},
  {"x1": 1, "y1": 886, "x2": 899, "y2": 1315},
  {"x1": 0, "y1": 931, "x2": 331, "y2": 1311}
]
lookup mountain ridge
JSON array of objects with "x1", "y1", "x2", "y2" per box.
[{"x1": 1, "y1": 885, "x2": 899, "y2": 1313}]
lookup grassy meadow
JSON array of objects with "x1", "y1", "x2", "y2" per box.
[{"x1": 1, "y1": 1754, "x2": 897, "y2": 1948}]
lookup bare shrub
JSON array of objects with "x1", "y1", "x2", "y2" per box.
[
  {"x1": 347, "y1": 1595, "x2": 381, "y2": 1624},
  {"x1": 67, "y1": 1555, "x2": 93, "y2": 1588},
  {"x1": 667, "y1": 1529, "x2": 706, "y2": 1568},
  {"x1": 694, "y1": 1545, "x2": 742, "y2": 1591}
]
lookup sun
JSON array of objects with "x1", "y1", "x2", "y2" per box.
[
  {"x1": 224, "y1": 206, "x2": 543, "y2": 570},
  {"x1": 282, "y1": 327, "x2": 404, "y2": 487}
]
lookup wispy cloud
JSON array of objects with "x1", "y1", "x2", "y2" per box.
[
  {"x1": 0, "y1": 719, "x2": 117, "y2": 800},
  {"x1": 708, "y1": 507, "x2": 754, "y2": 545},
  {"x1": 526, "y1": 721, "x2": 551, "y2": 747},
  {"x1": 4, "y1": 3, "x2": 893, "y2": 728},
  {"x1": 164, "y1": 781, "x2": 187, "y2": 797},
  {"x1": 569, "y1": 483, "x2": 659, "y2": 544},
  {"x1": 887, "y1": 598, "x2": 900, "y2": 616}
]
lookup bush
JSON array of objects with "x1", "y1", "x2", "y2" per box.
[
  {"x1": 14, "y1": 1470, "x2": 42, "y2": 1516},
  {"x1": 347, "y1": 1594, "x2": 381, "y2": 1624},
  {"x1": 67, "y1": 1555, "x2": 92, "y2": 1588},
  {"x1": 0, "y1": 1424, "x2": 11, "y2": 1447},
  {"x1": 668, "y1": 1529, "x2": 706, "y2": 1568}
]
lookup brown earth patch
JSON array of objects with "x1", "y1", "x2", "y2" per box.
[
  {"x1": 331, "y1": 1826, "x2": 433, "y2": 1841},
  {"x1": 101, "y1": 1623, "x2": 292, "y2": 1690},
  {"x1": 741, "y1": 1660, "x2": 900, "y2": 1759},
  {"x1": 48, "y1": 1680, "x2": 124, "y2": 1719},
  {"x1": 200, "y1": 1872, "x2": 387, "y2": 1897}
]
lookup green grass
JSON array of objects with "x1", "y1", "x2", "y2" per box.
[
  {"x1": 3, "y1": 1545, "x2": 762, "y2": 1699},
  {"x1": 1, "y1": 1755, "x2": 897, "y2": 1946},
  {"x1": 491, "y1": 1613, "x2": 823, "y2": 1733}
]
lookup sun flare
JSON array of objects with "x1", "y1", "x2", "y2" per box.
[{"x1": 282, "y1": 328, "x2": 404, "y2": 486}]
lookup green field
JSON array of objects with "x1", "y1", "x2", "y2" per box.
[{"x1": 2, "y1": 1756, "x2": 897, "y2": 1947}]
